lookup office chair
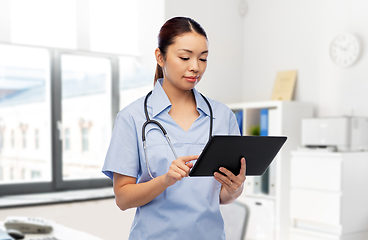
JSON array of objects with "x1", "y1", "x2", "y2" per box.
[{"x1": 220, "y1": 200, "x2": 249, "y2": 240}]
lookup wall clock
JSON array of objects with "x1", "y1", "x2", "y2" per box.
[{"x1": 330, "y1": 33, "x2": 361, "y2": 67}]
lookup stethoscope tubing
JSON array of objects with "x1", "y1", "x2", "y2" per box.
[{"x1": 142, "y1": 90, "x2": 213, "y2": 179}]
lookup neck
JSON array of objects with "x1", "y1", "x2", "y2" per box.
[
  {"x1": 160, "y1": 78, "x2": 200, "y2": 132},
  {"x1": 161, "y1": 80, "x2": 195, "y2": 107}
]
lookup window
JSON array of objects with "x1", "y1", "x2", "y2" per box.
[
  {"x1": 31, "y1": 170, "x2": 41, "y2": 179},
  {"x1": 64, "y1": 128, "x2": 70, "y2": 151},
  {"x1": 35, "y1": 129, "x2": 39, "y2": 149},
  {"x1": 0, "y1": 45, "x2": 116, "y2": 193},
  {"x1": 0, "y1": 50, "x2": 158, "y2": 195},
  {"x1": 0, "y1": 44, "x2": 51, "y2": 185},
  {"x1": 81, "y1": 127, "x2": 89, "y2": 152},
  {"x1": 0, "y1": 0, "x2": 164, "y2": 196},
  {"x1": 0, "y1": 128, "x2": 4, "y2": 151},
  {"x1": 10, "y1": 167, "x2": 14, "y2": 180},
  {"x1": 22, "y1": 129, "x2": 26, "y2": 149},
  {"x1": 119, "y1": 56, "x2": 153, "y2": 109},
  {"x1": 61, "y1": 54, "x2": 113, "y2": 181},
  {"x1": 11, "y1": 130, "x2": 14, "y2": 148}
]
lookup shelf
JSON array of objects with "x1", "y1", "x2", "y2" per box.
[
  {"x1": 228, "y1": 100, "x2": 314, "y2": 240},
  {"x1": 240, "y1": 193, "x2": 276, "y2": 201}
]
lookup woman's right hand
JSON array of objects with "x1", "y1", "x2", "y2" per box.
[
  {"x1": 164, "y1": 155, "x2": 198, "y2": 186},
  {"x1": 113, "y1": 155, "x2": 198, "y2": 210}
]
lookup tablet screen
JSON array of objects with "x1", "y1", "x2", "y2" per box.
[{"x1": 189, "y1": 135, "x2": 287, "y2": 177}]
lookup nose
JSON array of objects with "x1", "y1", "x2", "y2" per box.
[{"x1": 189, "y1": 59, "x2": 199, "y2": 73}]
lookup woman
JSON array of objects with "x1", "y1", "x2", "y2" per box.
[{"x1": 102, "y1": 16, "x2": 246, "y2": 240}]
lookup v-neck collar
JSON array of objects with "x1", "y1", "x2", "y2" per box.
[{"x1": 150, "y1": 78, "x2": 214, "y2": 119}]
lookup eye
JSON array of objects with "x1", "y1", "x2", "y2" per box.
[
  {"x1": 200, "y1": 58, "x2": 207, "y2": 62},
  {"x1": 180, "y1": 57, "x2": 189, "y2": 61}
]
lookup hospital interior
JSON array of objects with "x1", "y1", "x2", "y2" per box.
[{"x1": 0, "y1": 0, "x2": 368, "y2": 239}]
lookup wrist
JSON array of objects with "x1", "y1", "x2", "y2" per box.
[
  {"x1": 159, "y1": 174, "x2": 171, "y2": 189},
  {"x1": 229, "y1": 183, "x2": 244, "y2": 199}
]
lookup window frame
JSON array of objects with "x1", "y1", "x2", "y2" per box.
[{"x1": 0, "y1": 46, "x2": 120, "y2": 196}]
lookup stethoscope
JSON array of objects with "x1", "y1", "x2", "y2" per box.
[{"x1": 142, "y1": 90, "x2": 213, "y2": 179}]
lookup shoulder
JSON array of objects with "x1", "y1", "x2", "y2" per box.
[
  {"x1": 204, "y1": 96, "x2": 240, "y2": 135},
  {"x1": 206, "y1": 97, "x2": 235, "y2": 117},
  {"x1": 116, "y1": 96, "x2": 146, "y2": 123}
]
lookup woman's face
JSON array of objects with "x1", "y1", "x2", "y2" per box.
[{"x1": 158, "y1": 32, "x2": 209, "y2": 91}]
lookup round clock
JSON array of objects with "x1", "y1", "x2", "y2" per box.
[{"x1": 330, "y1": 33, "x2": 361, "y2": 67}]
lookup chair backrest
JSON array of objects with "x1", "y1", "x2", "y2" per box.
[{"x1": 220, "y1": 200, "x2": 249, "y2": 240}]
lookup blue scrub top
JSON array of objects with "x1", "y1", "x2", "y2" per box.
[{"x1": 102, "y1": 79, "x2": 240, "y2": 240}]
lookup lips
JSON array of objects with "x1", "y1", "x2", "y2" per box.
[{"x1": 184, "y1": 76, "x2": 199, "y2": 83}]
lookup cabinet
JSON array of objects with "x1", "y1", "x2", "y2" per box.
[
  {"x1": 227, "y1": 101, "x2": 313, "y2": 240},
  {"x1": 290, "y1": 151, "x2": 368, "y2": 240}
]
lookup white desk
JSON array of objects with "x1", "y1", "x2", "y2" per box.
[{"x1": 1, "y1": 221, "x2": 103, "y2": 240}]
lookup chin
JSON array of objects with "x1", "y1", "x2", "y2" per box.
[{"x1": 185, "y1": 82, "x2": 198, "y2": 90}]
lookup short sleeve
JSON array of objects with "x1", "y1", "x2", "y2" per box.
[
  {"x1": 229, "y1": 111, "x2": 241, "y2": 136},
  {"x1": 102, "y1": 109, "x2": 140, "y2": 180}
]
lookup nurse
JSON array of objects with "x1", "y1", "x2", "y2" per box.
[{"x1": 102, "y1": 16, "x2": 246, "y2": 240}]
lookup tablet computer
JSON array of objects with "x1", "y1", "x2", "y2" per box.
[{"x1": 189, "y1": 135, "x2": 287, "y2": 177}]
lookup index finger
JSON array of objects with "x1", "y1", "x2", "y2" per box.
[
  {"x1": 238, "y1": 157, "x2": 246, "y2": 176},
  {"x1": 179, "y1": 155, "x2": 199, "y2": 163}
]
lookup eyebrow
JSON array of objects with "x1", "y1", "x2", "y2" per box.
[{"x1": 178, "y1": 49, "x2": 209, "y2": 54}]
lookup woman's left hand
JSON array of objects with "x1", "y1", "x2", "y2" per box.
[{"x1": 214, "y1": 157, "x2": 246, "y2": 200}]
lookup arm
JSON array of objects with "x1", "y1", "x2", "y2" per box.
[
  {"x1": 215, "y1": 157, "x2": 246, "y2": 204},
  {"x1": 113, "y1": 155, "x2": 198, "y2": 211},
  {"x1": 113, "y1": 173, "x2": 167, "y2": 210}
]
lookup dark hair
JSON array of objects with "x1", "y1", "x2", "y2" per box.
[{"x1": 154, "y1": 17, "x2": 207, "y2": 85}]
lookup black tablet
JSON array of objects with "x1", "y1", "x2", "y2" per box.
[{"x1": 189, "y1": 135, "x2": 287, "y2": 177}]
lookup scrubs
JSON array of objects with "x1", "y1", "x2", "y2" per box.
[{"x1": 102, "y1": 78, "x2": 240, "y2": 240}]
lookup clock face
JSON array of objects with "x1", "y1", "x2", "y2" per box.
[{"x1": 330, "y1": 33, "x2": 361, "y2": 67}]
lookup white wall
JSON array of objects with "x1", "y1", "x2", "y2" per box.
[
  {"x1": 137, "y1": 0, "x2": 165, "y2": 79},
  {"x1": 165, "y1": 0, "x2": 245, "y2": 104},
  {"x1": 241, "y1": 0, "x2": 368, "y2": 117},
  {"x1": 166, "y1": 0, "x2": 368, "y2": 118}
]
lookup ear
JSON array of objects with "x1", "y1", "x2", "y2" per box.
[{"x1": 155, "y1": 48, "x2": 164, "y2": 67}]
